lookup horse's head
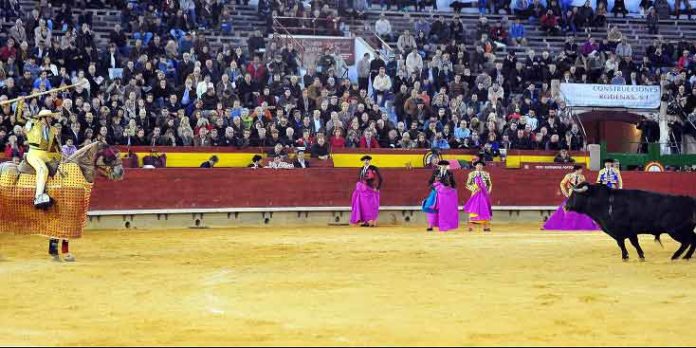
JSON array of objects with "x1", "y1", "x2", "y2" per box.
[{"x1": 95, "y1": 144, "x2": 124, "y2": 181}]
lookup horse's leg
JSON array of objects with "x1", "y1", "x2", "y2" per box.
[
  {"x1": 49, "y1": 238, "x2": 60, "y2": 262},
  {"x1": 628, "y1": 235, "x2": 645, "y2": 261},
  {"x1": 61, "y1": 239, "x2": 75, "y2": 262}
]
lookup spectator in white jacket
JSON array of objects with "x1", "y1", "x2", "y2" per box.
[
  {"x1": 197, "y1": 74, "x2": 215, "y2": 98},
  {"x1": 604, "y1": 53, "x2": 619, "y2": 75},
  {"x1": 372, "y1": 67, "x2": 392, "y2": 106},
  {"x1": 406, "y1": 49, "x2": 423, "y2": 76},
  {"x1": 375, "y1": 14, "x2": 394, "y2": 42}
]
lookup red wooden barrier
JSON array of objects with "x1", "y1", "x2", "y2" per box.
[{"x1": 90, "y1": 168, "x2": 696, "y2": 210}]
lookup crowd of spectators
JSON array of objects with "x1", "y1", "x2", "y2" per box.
[
  {"x1": 263, "y1": 0, "x2": 344, "y2": 35},
  {"x1": 370, "y1": 2, "x2": 696, "y2": 154},
  {"x1": 0, "y1": 0, "x2": 695, "y2": 166},
  {"x1": 510, "y1": 0, "x2": 690, "y2": 36}
]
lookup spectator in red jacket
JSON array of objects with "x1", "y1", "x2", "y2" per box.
[
  {"x1": 295, "y1": 128, "x2": 314, "y2": 148},
  {"x1": 677, "y1": 50, "x2": 691, "y2": 71},
  {"x1": 359, "y1": 129, "x2": 380, "y2": 149},
  {"x1": 0, "y1": 38, "x2": 18, "y2": 61},
  {"x1": 330, "y1": 128, "x2": 346, "y2": 148},
  {"x1": 4, "y1": 135, "x2": 24, "y2": 158},
  {"x1": 540, "y1": 10, "x2": 560, "y2": 36},
  {"x1": 489, "y1": 22, "x2": 508, "y2": 45},
  {"x1": 245, "y1": 56, "x2": 267, "y2": 83}
]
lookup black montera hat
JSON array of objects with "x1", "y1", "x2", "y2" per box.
[
  {"x1": 360, "y1": 155, "x2": 372, "y2": 161},
  {"x1": 438, "y1": 160, "x2": 450, "y2": 166},
  {"x1": 473, "y1": 160, "x2": 486, "y2": 167}
]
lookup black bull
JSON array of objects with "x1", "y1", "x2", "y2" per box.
[{"x1": 565, "y1": 183, "x2": 696, "y2": 261}]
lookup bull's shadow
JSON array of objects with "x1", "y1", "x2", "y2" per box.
[{"x1": 565, "y1": 183, "x2": 696, "y2": 261}]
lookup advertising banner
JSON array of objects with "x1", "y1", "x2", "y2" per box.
[{"x1": 559, "y1": 84, "x2": 661, "y2": 109}]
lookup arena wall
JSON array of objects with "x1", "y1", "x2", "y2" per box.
[{"x1": 85, "y1": 168, "x2": 696, "y2": 230}]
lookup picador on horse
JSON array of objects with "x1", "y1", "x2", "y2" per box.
[
  {"x1": 0, "y1": 87, "x2": 124, "y2": 262},
  {"x1": 22, "y1": 108, "x2": 63, "y2": 209}
]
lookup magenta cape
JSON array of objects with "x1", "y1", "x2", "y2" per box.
[
  {"x1": 350, "y1": 181, "x2": 380, "y2": 224},
  {"x1": 463, "y1": 175, "x2": 492, "y2": 222},
  {"x1": 425, "y1": 182, "x2": 460, "y2": 232},
  {"x1": 543, "y1": 199, "x2": 600, "y2": 231}
]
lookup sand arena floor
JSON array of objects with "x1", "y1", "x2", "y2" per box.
[{"x1": 1, "y1": 223, "x2": 696, "y2": 346}]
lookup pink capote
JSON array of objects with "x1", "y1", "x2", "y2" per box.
[
  {"x1": 426, "y1": 182, "x2": 460, "y2": 231},
  {"x1": 350, "y1": 181, "x2": 380, "y2": 224},
  {"x1": 463, "y1": 175, "x2": 492, "y2": 222}
]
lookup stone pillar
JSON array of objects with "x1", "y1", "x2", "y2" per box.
[
  {"x1": 659, "y1": 101, "x2": 670, "y2": 155},
  {"x1": 588, "y1": 143, "x2": 601, "y2": 171},
  {"x1": 658, "y1": 80, "x2": 670, "y2": 155}
]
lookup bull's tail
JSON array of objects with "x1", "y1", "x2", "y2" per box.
[{"x1": 692, "y1": 199, "x2": 696, "y2": 232}]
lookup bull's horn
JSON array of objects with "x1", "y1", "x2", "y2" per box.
[{"x1": 573, "y1": 186, "x2": 589, "y2": 193}]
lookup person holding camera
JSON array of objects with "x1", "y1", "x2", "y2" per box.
[
  {"x1": 667, "y1": 114, "x2": 684, "y2": 154},
  {"x1": 636, "y1": 115, "x2": 660, "y2": 153}
]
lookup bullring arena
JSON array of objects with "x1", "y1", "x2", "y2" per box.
[
  {"x1": 3, "y1": 163, "x2": 696, "y2": 346},
  {"x1": 3, "y1": 224, "x2": 696, "y2": 346},
  {"x1": 3, "y1": 0, "x2": 696, "y2": 345}
]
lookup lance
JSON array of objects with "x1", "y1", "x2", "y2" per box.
[{"x1": 0, "y1": 82, "x2": 84, "y2": 107}]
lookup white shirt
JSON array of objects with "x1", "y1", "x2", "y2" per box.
[
  {"x1": 406, "y1": 52, "x2": 423, "y2": 74},
  {"x1": 375, "y1": 19, "x2": 392, "y2": 36},
  {"x1": 361, "y1": 165, "x2": 369, "y2": 178},
  {"x1": 526, "y1": 115, "x2": 538, "y2": 131},
  {"x1": 266, "y1": 161, "x2": 294, "y2": 169},
  {"x1": 373, "y1": 74, "x2": 392, "y2": 92},
  {"x1": 196, "y1": 81, "x2": 213, "y2": 98},
  {"x1": 313, "y1": 117, "x2": 322, "y2": 132}
]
